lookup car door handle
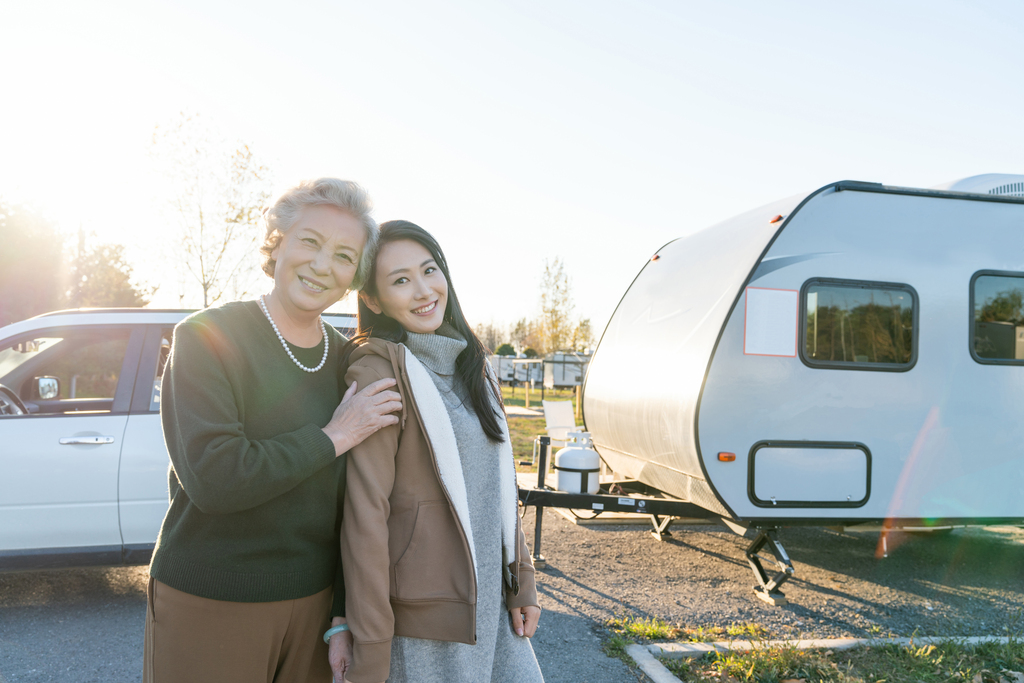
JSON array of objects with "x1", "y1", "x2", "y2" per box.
[{"x1": 59, "y1": 436, "x2": 116, "y2": 445}]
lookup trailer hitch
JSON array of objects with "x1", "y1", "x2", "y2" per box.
[{"x1": 745, "y1": 528, "x2": 794, "y2": 606}]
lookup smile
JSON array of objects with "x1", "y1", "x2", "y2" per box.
[
  {"x1": 412, "y1": 301, "x2": 437, "y2": 315},
  {"x1": 299, "y1": 277, "x2": 327, "y2": 293}
]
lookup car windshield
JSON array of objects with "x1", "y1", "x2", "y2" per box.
[{"x1": 0, "y1": 337, "x2": 64, "y2": 383}]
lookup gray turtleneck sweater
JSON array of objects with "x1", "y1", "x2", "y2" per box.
[{"x1": 390, "y1": 325, "x2": 543, "y2": 683}]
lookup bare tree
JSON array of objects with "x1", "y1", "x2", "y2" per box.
[
  {"x1": 152, "y1": 113, "x2": 273, "y2": 308},
  {"x1": 570, "y1": 317, "x2": 594, "y2": 353},
  {"x1": 538, "y1": 257, "x2": 575, "y2": 354},
  {"x1": 473, "y1": 321, "x2": 505, "y2": 354},
  {"x1": 511, "y1": 317, "x2": 543, "y2": 355}
]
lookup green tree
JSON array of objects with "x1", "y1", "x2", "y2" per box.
[
  {"x1": 523, "y1": 347, "x2": 539, "y2": 358},
  {"x1": 67, "y1": 235, "x2": 154, "y2": 308},
  {"x1": 978, "y1": 289, "x2": 1024, "y2": 325},
  {"x1": 152, "y1": 113, "x2": 273, "y2": 307},
  {"x1": 0, "y1": 201, "x2": 66, "y2": 327},
  {"x1": 495, "y1": 343, "x2": 515, "y2": 356}
]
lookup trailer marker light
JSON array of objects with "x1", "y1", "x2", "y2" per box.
[
  {"x1": 718, "y1": 452, "x2": 736, "y2": 462},
  {"x1": 770, "y1": 214, "x2": 784, "y2": 224},
  {"x1": 651, "y1": 254, "x2": 661, "y2": 261}
]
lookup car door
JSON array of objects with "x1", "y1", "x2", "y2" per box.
[
  {"x1": 118, "y1": 324, "x2": 174, "y2": 559},
  {"x1": 0, "y1": 325, "x2": 143, "y2": 566}
]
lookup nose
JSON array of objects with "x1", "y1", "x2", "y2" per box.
[
  {"x1": 413, "y1": 276, "x2": 432, "y2": 299},
  {"x1": 309, "y1": 248, "x2": 329, "y2": 274}
]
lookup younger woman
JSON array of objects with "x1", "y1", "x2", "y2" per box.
[{"x1": 340, "y1": 220, "x2": 544, "y2": 683}]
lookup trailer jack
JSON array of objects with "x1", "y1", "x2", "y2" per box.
[
  {"x1": 649, "y1": 514, "x2": 673, "y2": 541},
  {"x1": 745, "y1": 529, "x2": 794, "y2": 606}
]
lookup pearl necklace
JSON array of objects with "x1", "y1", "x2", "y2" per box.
[{"x1": 258, "y1": 295, "x2": 329, "y2": 373}]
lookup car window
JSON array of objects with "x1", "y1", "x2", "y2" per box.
[
  {"x1": 0, "y1": 329, "x2": 132, "y2": 414},
  {"x1": 0, "y1": 338, "x2": 63, "y2": 378},
  {"x1": 149, "y1": 329, "x2": 173, "y2": 412}
]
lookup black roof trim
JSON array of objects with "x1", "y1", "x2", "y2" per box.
[{"x1": 833, "y1": 179, "x2": 1024, "y2": 205}]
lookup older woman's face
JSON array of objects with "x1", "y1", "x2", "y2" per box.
[{"x1": 271, "y1": 204, "x2": 366, "y2": 315}]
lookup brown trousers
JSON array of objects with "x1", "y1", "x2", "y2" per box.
[{"x1": 143, "y1": 578, "x2": 334, "y2": 683}]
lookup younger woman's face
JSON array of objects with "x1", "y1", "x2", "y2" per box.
[{"x1": 363, "y1": 239, "x2": 448, "y2": 335}]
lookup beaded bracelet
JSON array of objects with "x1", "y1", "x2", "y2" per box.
[{"x1": 323, "y1": 624, "x2": 351, "y2": 644}]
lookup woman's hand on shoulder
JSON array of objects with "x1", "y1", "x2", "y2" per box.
[
  {"x1": 323, "y1": 378, "x2": 402, "y2": 456},
  {"x1": 508, "y1": 604, "x2": 541, "y2": 638}
]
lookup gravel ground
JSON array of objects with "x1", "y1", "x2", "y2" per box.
[
  {"x1": 2, "y1": 513, "x2": 1022, "y2": 682},
  {"x1": 529, "y1": 507, "x2": 1024, "y2": 640}
]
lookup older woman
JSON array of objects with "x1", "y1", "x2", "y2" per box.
[{"x1": 144, "y1": 178, "x2": 401, "y2": 683}]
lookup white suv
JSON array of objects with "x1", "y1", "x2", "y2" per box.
[{"x1": 0, "y1": 308, "x2": 355, "y2": 571}]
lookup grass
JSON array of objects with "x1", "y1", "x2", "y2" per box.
[
  {"x1": 656, "y1": 636, "x2": 1024, "y2": 683},
  {"x1": 607, "y1": 615, "x2": 770, "y2": 644},
  {"x1": 604, "y1": 614, "x2": 1024, "y2": 682},
  {"x1": 502, "y1": 386, "x2": 582, "y2": 472},
  {"x1": 501, "y1": 385, "x2": 578, "y2": 410},
  {"x1": 507, "y1": 416, "x2": 545, "y2": 470},
  {"x1": 608, "y1": 614, "x2": 685, "y2": 641}
]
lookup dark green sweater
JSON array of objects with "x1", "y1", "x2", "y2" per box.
[{"x1": 152, "y1": 300, "x2": 346, "y2": 614}]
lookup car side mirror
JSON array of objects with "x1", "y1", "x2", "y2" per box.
[{"x1": 35, "y1": 376, "x2": 60, "y2": 400}]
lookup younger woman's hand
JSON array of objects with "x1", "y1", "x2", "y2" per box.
[
  {"x1": 323, "y1": 378, "x2": 402, "y2": 456},
  {"x1": 508, "y1": 604, "x2": 541, "y2": 638}
]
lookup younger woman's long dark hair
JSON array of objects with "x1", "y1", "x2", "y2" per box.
[{"x1": 344, "y1": 220, "x2": 505, "y2": 442}]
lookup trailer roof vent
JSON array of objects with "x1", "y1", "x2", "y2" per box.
[
  {"x1": 989, "y1": 181, "x2": 1024, "y2": 197},
  {"x1": 932, "y1": 173, "x2": 1024, "y2": 195}
]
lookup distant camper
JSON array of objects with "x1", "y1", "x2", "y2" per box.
[{"x1": 583, "y1": 174, "x2": 1024, "y2": 528}]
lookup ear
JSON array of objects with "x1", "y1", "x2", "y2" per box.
[{"x1": 360, "y1": 291, "x2": 383, "y2": 315}]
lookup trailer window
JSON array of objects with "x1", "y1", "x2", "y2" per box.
[
  {"x1": 800, "y1": 279, "x2": 916, "y2": 371},
  {"x1": 971, "y1": 271, "x2": 1024, "y2": 364}
]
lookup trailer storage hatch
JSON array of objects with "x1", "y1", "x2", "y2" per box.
[{"x1": 748, "y1": 441, "x2": 870, "y2": 507}]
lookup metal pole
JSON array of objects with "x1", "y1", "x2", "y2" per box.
[{"x1": 532, "y1": 436, "x2": 550, "y2": 568}]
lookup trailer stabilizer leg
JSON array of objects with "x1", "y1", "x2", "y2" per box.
[
  {"x1": 745, "y1": 529, "x2": 794, "y2": 606},
  {"x1": 649, "y1": 514, "x2": 674, "y2": 541}
]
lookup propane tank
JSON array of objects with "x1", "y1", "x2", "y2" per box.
[{"x1": 554, "y1": 431, "x2": 600, "y2": 494}]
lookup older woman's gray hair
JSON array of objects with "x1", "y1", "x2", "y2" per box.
[{"x1": 260, "y1": 178, "x2": 378, "y2": 291}]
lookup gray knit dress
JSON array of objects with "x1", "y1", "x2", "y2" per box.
[{"x1": 387, "y1": 328, "x2": 544, "y2": 683}]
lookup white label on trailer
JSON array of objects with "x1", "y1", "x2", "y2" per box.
[
  {"x1": 618, "y1": 497, "x2": 635, "y2": 506},
  {"x1": 743, "y1": 287, "x2": 799, "y2": 357},
  {"x1": 592, "y1": 503, "x2": 604, "y2": 510}
]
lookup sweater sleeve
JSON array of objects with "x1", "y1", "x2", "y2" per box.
[
  {"x1": 340, "y1": 360, "x2": 401, "y2": 683},
  {"x1": 160, "y1": 318, "x2": 338, "y2": 515}
]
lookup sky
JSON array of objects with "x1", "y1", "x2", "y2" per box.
[{"x1": 2, "y1": 0, "x2": 1023, "y2": 338}]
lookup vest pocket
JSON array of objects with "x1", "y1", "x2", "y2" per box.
[{"x1": 394, "y1": 500, "x2": 471, "y2": 602}]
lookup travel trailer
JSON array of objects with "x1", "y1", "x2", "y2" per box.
[{"x1": 577, "y1": 175, "x2": 1024, "y2": 601}]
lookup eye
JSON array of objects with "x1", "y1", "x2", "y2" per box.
[
  {"x1": 335, "y1": 252, "x2": 354, "y2": 264},
  {"x1": 302, "y1": 237, "x2": 318, "y2": 246},
  {"x1": 393, "y1": 276, "x2": 409, "y2": 285},
  {"x1": 425, "y1": 266, "x2": 437, "y2": 275}
]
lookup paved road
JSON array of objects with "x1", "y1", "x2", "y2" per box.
[{"x1": 0, "y1": 564, "x2": 636, "y2": 683}]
